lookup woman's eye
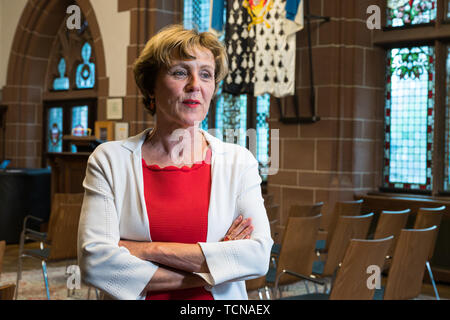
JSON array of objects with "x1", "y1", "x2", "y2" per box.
[
  {"x1": 172, "y1": 70, "x2": 187, "y2": 77},
  {"x1": 200, "y1": 71, "x2": 213, "y2": 79}
]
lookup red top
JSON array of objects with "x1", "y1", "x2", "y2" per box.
[{"x1": 142, "y1": 148, "x2": 214, "y2": 300}]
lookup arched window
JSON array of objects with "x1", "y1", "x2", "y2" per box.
[{"x1": 44, "y1": 20, "x2": 97, "y2": 155}]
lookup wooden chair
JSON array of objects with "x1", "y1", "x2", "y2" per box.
[
  {"x1": 413, "y1": 205, "x2": 445, "y2": 299},
  {"x1": 314, "y1": 213, "x2": 374, "y2": 277},
  {"x1": 16, "y1": 194, "x2": 84, "y2": 300},
  {"x1": 267, "y1": 215, "x2": 325, "y2": 298},
  {"x1": 281, "y1": 236, "x2": 393, "y2": 300},
  {"x1": 0, "y1": 284, "x2": 16, "y2": 300},
  {"x1": 373, "y1": 209, "x2": 410, "y2": 264},
  {"x1": 414, "y1": 206, "x2": 445, "y2": 260},
  {"x1": 320, "y1": 199, "x2": 364, "y2": 252},
  {"x1": 288, "y1": 201, "x2": 324, "y2": 218},
  {"x1": 377, "y1": 226, "x2": 438, "y2": 300}
]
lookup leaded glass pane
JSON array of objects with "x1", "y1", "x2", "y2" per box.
[
  {"x1": 76, "y1": 43, "x2": 95, "y2": 89},
  {"x1": 384, "y1": 46, "x2": 435, "y2": 190},
  {"x1": 444, "y1": 47, "x2": 450, "y2": 190},
  {"x1": 183, "y1": 0, "x2": 210, "y2": 32},
  {"x1": 256, "y1": 94, "x2": 270, "y2": 180},
  {"x1": 215, "y1": 84, "x2": 247, "y2": 147},
  {"x1": 47, "y1": 107, "x2": 63, "y2": 153},
  {"x1": 387, "y1": 0, "x2": 436, "y2": 27},
  {"x1": 71, "y1": 105, "x2": 89, "y2": 136},
  {"x1": 53, "y1": 58, "x2": 69, "y2": 91}
]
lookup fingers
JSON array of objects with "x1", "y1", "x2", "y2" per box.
[{"x1": 224, "y1": 215, "x2": 253, "y2": 241}]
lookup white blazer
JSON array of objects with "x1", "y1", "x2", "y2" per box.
[{"x1": 77, "y1": 128, "x2": 273, "y2": 300}]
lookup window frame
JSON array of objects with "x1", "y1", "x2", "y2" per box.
[{"x1": 375, "y1": 0, "x2": 450, "y2": 196}]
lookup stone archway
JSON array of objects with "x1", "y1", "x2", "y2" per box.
[{"x1": 2, "y1": 0, "x2": 107, "y2": 168}]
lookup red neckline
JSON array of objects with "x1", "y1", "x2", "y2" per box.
[{"x1": 142, "y1": 148, "x2": 212, "y2": 172}]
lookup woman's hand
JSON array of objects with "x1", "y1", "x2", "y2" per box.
[{"x1": 222, "y1": 215, "x2": 253, "y2": 241}]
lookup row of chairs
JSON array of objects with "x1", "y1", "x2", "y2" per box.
[{"x1": 253, "y1": 196, "x2": 445, "y2": 300}]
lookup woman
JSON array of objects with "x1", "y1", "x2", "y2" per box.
[{"x1": 77, "y1": 25, "x2": 273, "y2": 300}]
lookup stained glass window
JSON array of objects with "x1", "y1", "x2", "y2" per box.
[
  {"x1": 76, "y1": 42, "x2": 95, "y2": 89},
  {"x1": 71, "y1": 105, "x2": 89, "y2": 136},
  {"x1": 53, "y1": 58, "x2": 69, "y2": 91},
  {"x1": 256, "y1": 94, "x2": 270, "y2": 180},
  {"x1": 387, "y1": 0, "x2": 436, "y2": 27},
  {"x1": 215, "y1": 84, "x2": 248, "y2": 147},
  {"x1": 448, "y1": 0, "x2": 450, "y2": 19},
  {"x1": 183, "y1": 0, "x2": 211, "y2": 32},
  {"x1": 444, "y1": 47, "x2": 450, "y2": 191},
  {"x1": 47, "y1": 107, "x2": 63, "y2": 153},
  {"x1": 384, "y1": 46, "x2": 435, "y2": 191}
]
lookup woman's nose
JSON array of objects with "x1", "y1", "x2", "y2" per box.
[{"x1": 186, "y1": 74, "x2": 200, "y2": 92}]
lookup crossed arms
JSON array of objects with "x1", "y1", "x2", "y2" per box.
[{"x1": 119, "y1": 215, "x2": 254, "y2": 292}]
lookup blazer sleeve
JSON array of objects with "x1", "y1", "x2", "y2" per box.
[
  {"x1": 77, "y1": 148, "x2": 159, "y2": 300},
  {"x1": 198, "y1": 154, "x2": 274, "y2": 286}
]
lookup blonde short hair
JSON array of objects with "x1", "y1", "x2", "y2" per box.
[{"x1": 133, "y1": 24, "x2": 228, "y2": 115}]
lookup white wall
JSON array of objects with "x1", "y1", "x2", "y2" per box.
[
  {"x1": 91, "y1": 0, "x2": 130, "y2": 97},
  {"x1": 0, "y1": 0, "x2": 28, "y2": 90},
  {"x1": 0, "y1": 0, "x2": 130, "y2": 98}
]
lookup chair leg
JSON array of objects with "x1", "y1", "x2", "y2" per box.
[
  {"x1": 41, "y1": 260, "x2": 50, "y2": 300},
  {"x1": 15, "y1": 256, "x2": 22, "y2": 300},
  {"x1": 425, "y1": 261, "x2": 440, "y2": 300},
  {"x1": 257, "y1": 288, "x2": 264, "y2": 300}
]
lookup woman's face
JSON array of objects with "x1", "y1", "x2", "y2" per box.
[{"x1": 153, "y1": 46, "x2": 216, "y2": 129}]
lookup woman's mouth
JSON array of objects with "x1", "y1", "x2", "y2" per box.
[{"x1": 183, "y1": 99, "x2": 201, "y2": 108}]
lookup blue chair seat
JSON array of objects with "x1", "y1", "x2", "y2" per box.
[
  {"x1": 315, "y1": 239, "x2": 326, "y2": 251},
  {"x1": 312, "y1": 260, "x2": 324, "y2": 275}
]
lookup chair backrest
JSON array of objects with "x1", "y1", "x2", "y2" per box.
[
  {"x1": 384, "y1": 226, "x2": 437, "y2": 300},
  {"x1": 276, "y1": 214, "x2": 322, "y2": 286},
  {"x1": 288, "y1": 201, "x2": 324, "y2": 218},
  {"x1": 414, "y1": 206, "x2": 445, "y2": 260},
  {"x1": 48, "y1": 193, "x2": 84, "y2": 242},
  {"x1": 0, "y1": 284, "x2": 15, "y2": 300},
  {"x1": 0, "y1": 240, "x2": 5, "y2": 276},
  {"x1": 373, "y1": 209, "x2": 410, "y2": 258},
  {"x1": 325, "y1": 199, "x2": 363, "y2": 251},
  {"x1": 323, "y1": 212, "x2": 373, "y2": 276},
  {"x1": 329, "y1": 236, "x2": 393, "y2": 300},
  {"x1": 48, "y1": 203, "x2": 83, "y2": 261}
]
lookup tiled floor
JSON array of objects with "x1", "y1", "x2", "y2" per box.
[{"x1": 2, "y1": 242, "x2": 450, "y2": 300}]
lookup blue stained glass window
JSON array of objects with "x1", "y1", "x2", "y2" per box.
[
  {"x1": 256, "y1": 94, "x2": 270, "y2": 180},
  {"x1": 183, "y1": 0, "x2": 211, "y2": 32},
  {"x1": 76, "y1": 43, "x2": 95, "y2": 89},
  {"x1": 71, "y1": 105, "x2": 89, "y2": 136},
  {"x1": 48, "y1": 107, "x2": 63, "y2": 153},
  {"x1": 387, "y1": 0, "x2": 436, "y2": 27},
  {"x1": 53, "y1": 58, "x2": 70, "y2": 91},
  {"x1": 384, "y1": 46, "x2": 435, "y2": 190},
  {"x1": 215, "y1": 83, "x2": 247, "y2": 147}
]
